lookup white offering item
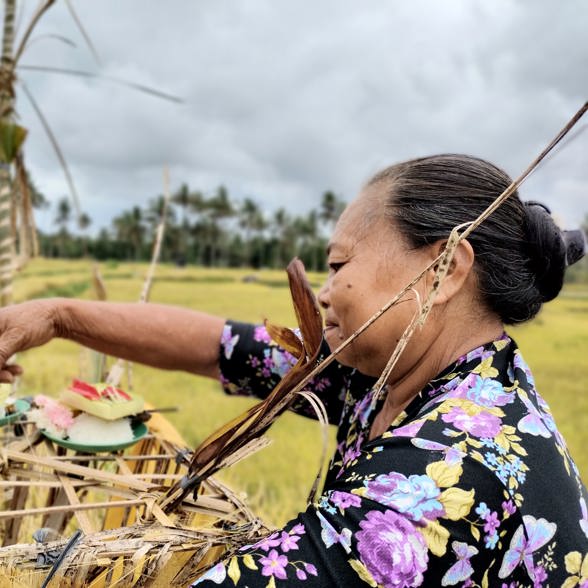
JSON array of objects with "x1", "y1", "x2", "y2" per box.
[{"x1": 67, "y1": 413, "x2": 134, "y2": 445}]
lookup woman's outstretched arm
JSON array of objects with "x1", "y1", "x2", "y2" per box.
[{"x1": 0, "y1": 298, "x2": 225, "y2": 381}]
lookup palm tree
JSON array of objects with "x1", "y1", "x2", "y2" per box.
[
  {"x1": 54, "y1": 196, "x2": 71, "y2": 257},
  {"x1": 172, "y1": 183, "x2": 191, "y2": 227},
  {"x1": 205, "y1": 186, "x2": 234, "y2": 266},
  {"x1": 172, "y1": 183, "x2": 201, "y2": 263},
  {"x1": 320, "y1": 190, "x2": 345, "y2": 232},
  {"x1": 239, "y1": 198, "x2": 266, "y2": 266},
  {"x1": 78, "y1": 211, "x2": 91, "y2": 257},
  {"x1": 0, "y1": 0, "x2": 18, "y2": 303},
  {"x1": 295, "y1": 210, "x2": 321, "y2": 271},
  {"x1": 0, "y1": 0, "x2": 182, "y2": 303},
  {"x1": 54, "y1": 197, "x2": 71, "y2": 230},
  {"x1": 271, "y1": 207, "x2": 292, "y2": 268},
  {"x1": 113, "y1": 206, "x2": 145, "y2": 260}
]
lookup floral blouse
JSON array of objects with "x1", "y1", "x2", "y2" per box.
[{"x1": 192, "y1": 321, "x2": 588, "y2": 588}]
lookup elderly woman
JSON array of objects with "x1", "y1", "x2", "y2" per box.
[{"x1": 0, "y1": 154, "x2": 586, "y2": 586}]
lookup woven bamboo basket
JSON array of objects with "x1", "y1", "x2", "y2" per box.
[{"x1": 0, "y1": 412, "x2": 268, "y2": 587}]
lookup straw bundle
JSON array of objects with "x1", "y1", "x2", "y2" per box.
[{"x1": 0, "y1": 413, "x2": 268, "y2": 587}]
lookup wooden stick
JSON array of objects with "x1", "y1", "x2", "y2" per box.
[
  {"x1": 0, "y1": 499, "x2": 146, "y2": 520},
  {"x1": 4, "y1": 449, "x2": 153, "y2": 492},
  {"x1": 58, "y1": 474, "x2": 96, "y2": 534},
  {"x1": 32, "y1": 453, "x2": 177, "y2": 462}
]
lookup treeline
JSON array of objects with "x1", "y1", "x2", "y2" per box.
[{"x1": 37, "y1": 185, "x2": 347, "y2": 271}]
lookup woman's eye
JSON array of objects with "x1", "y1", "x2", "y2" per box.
[{"x1": 328, "y1": 262, "x2": 345, "y2": 273}]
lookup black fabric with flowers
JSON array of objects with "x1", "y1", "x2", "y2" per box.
[{"x1": 191, "y1": 320, "x2": 588, "y2": 588}]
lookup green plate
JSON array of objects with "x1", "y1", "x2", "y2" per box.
[
  {"x1": 42, "y1": 422, "x2": 148, "y2": 453},
  {"x1": 0, "y1": 399, "x2": 30, "y2": 427}
]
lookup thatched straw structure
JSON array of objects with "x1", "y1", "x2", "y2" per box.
[{"x1": 0, "y1": 413, "x2": 268, "y2": 587}]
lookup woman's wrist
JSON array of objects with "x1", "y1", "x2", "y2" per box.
[{"x1": 46, "y1": 297, "x2": 73, "y2": 340}]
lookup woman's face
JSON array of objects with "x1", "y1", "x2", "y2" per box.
[{"x1": 318, "y1": 188, "x2": 433, "y2": 377}]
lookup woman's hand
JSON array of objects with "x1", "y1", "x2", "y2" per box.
[{"x1": 0, "y1": 299, "x2": 59, "y2": 382}]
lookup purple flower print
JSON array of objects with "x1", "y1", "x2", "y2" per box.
[
  {"x1": 365, "y1": 472, "x2": 443, "y2": 522},
  {"x1": 532, "y1": 565, "x2": 547, "y2": 588},
  {"x1": 253, "y1": 325, "x2": 272, "y2": 343},
  {"x1": 484, "y1": 511, "x2": 500, "y2": 534},
  {"x1": 296, "y1": 569, "x2": 307, "y2": 580},
  {"x1": 442, "y1": 407, "x2": 502, "y2": 438},
  {"x1": 463, "y1": 345, "x2": 492, "y2": 364},
  {"x1": 291, "y1": 523, "x2": 306, "y2": 535},
  {"x1": 463, "y1": 375, "x2": 514, "y2": 407},
  {"x1": 220, "y1": 325, "x2": 239, "y2": 359},
  {"x1": 354, "y1": 391, "x2": 376, "y2": 427},
  {"x1": 259, "y1": 549, "x2": 288, "y2": 580},
  {"x1": 309, "y1": 376, "x2": 331, "y2": 392},
  {"x1": 279, "y1": 531, "x2": 300, "y2": 552},
  {"x1": 502, "y1": 500, "x2": 516, "y2": 516},
  {"x1": 304, "y1": 563, "x2": 318, "y2": 576},
  {"x1": 392, "y1": 420, "x2": 425, "y2": 438},
  {"x1": 356, "y1": 509, "x2": 428, "y2": 588},
  {"x1": 513, "y1": 350, "x2": 535, "y2": 386},
  {"x1": 330, "y1": 491, "x2": 361, "y2": 510},
  {"x1": 343, "y1": 446, "x2": 362, "y2": 465},
  {"x1": 253, "y1": 531, "x2": 281, "y2": 552}
]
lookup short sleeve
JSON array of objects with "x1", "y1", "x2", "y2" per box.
[{"x1": 218, "y1": 320, "x2": 356, "y2": 425}]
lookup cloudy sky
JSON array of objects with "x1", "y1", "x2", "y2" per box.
[{"x1": 14, "y1": 0, "x2": 588, "y2": 234}]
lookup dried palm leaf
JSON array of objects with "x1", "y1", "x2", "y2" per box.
[{"x1": 160, "y1": 258, "x2": 323, "y2": 512}]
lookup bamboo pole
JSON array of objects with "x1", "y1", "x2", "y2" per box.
[{"x1": 0, "y1": 0, "x2": 16, "y2": 306}]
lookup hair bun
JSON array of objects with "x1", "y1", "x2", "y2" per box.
[{"x1": 523, "y1": 201, "x2": 566, "y2": 302}]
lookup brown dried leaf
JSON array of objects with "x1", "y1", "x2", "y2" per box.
[
  {"x1": 286, "y1": 258, "x2": 323, "y2": 358},
  {"x1": 182, "y1": 258, "x2": 324, "y2": 500},
  {"x1": 264, "y1": 320, "x2": 304, "y2": 358}
]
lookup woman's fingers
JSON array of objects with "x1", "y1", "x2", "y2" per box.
[{"x1": 0, "y1": 365, "x2": 23, "y2": 383}]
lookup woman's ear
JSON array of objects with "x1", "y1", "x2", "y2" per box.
[{"x1": 427, "y1": 238, "x2": 475, "y2": 306}]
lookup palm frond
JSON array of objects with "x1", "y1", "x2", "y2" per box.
[
  {"x1": 64, "y1": 0, "x2": 102, "y2": 66},
  {"x1": 25, "y1": 33, "x2": 77, "y2": 51},
  {"x1": 19, "y1": 79, "x2": 82, "y2": 221},
  {"x1": 18, "y1": 64, "x2": 183, "y2": 103},
  {"x1": 13, "y1": 0, "x2": 56, "y2": 65}
]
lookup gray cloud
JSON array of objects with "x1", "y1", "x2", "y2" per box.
[{"x1": 14, "y1": 0, "x2": 588, "y2": 233}]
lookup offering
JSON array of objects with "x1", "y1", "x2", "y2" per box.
[
  {"x1": 0, "y1": 383, "x2": 13, "y2": 419},
  {"x1": 30, "y1": 390, "x2": 148, "y2": 451},
  {"x1": 60, "y1": 379, "x2": 144, "y2": 421},
  {"x1": 42, "y1": 417, "x2": 147, "y2": 452},
  {"x1": 29, "y1": 395, "x2": 73, "y2": 437},
  {"x1": 0, "y1": 383, "x2": 30, "y2": 426}
]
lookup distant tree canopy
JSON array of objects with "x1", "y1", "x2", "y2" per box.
[
  {"x1": 34, "y1": 187, "x2": 588, "y2": 280},
  {"x1": 37, "y1": 185, "x2": 348, "y2": 271}
]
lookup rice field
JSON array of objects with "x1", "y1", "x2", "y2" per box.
[{"x1": 10, "y1": 258, "x2": 588, "y2": 527}]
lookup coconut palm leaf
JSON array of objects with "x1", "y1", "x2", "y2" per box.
[
  {"x1": 18, "y1": 65, "x2": 183, "y2": 103},
  {"x1": 12, "y1": 0, "x2": 56, "y2": 64},
  {"x1": 64, "y1": 0, "x2": 102, "y2": 66},
  {"x1": 19, "y1": 79, "x2": 82, "y2": 221},
  {"x1": 24, "y1": 33, "x2": 77, "y2": 51}
]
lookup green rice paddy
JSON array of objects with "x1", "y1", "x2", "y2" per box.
[{"x1": 11, "y1": 259, "x2": 588, "y2": 526}]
